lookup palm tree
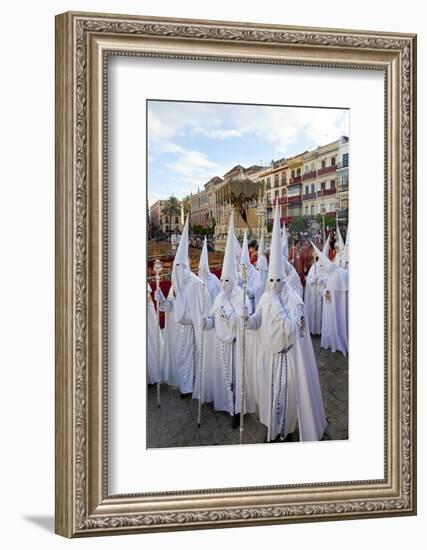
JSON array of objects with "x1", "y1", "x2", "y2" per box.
[
  {"x1": 181, "y1": 194, "x2": 192, "y2": 220},
  {"x1": 161, "y1": 196, "x2": 182, "y2": 230}
]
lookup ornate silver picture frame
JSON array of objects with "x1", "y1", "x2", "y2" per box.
[{"x1": 55, "y1": 11, "x2": 417, "y2": 537}]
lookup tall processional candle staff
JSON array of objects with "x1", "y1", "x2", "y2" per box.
[
  {"x1": 153, "y1": 259, "x2": 163, "y2": 408},
  {"x1": 197, "y1": 265, "x2": 207, "y2": 428},
  {"x1": 240, "y1": 262, "x2": 248, "y2": 444}
]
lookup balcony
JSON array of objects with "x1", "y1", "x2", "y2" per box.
[
  {"x1": 302, "y1": 192, "x2": 316, "y2": 200},
  {"x1": 336, "y1": 161, "x2": 349, "y2": 170},
  {"x1": 317, "y1": 165, "x2": 337, "y2": 176},
  {"x1": 303, "y1": 170, "x2": 317, "y2": 181},
  {"x1": 317, "y1": 188, "x2": 337, "y2": 197},
  {"x1": 287, "y1": 195, "x2": 302, "y2": 205},
  {"x1": 289, "y1": 175, "x2": 302, "y2": 184}
]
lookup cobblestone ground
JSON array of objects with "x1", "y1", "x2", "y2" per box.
[{"x1": 147, "y1": 336, "x2": 348, "y2": 447}]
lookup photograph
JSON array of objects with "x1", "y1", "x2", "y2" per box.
[
  {"x1": 54, "y1": 10, "x2": 416, "y2": 537},
  {"x1": 146, "y1": 100, "x2": 350, "y2": 448}
]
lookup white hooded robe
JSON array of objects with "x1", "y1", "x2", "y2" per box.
[
  {"x1": 321, "y1": 266, "x2": 349, "y2": 356},
  {"x1": 202, "y1": 286, "x2": 258, "y2": 415},
  {"x1": 160, "y1": 271, "x2": 215, "y2": 395},
  {"x1": 147, "y1": 287, "x2": 163, "y2": 385},
  {"x1": 250, "y1": 286, "x2": 327, "y2": 441}
]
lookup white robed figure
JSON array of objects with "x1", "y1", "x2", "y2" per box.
[
  {"x1": 282, "y1": 220, "x2": 303, "y2": 298},
  {"x1": 333, "y1": 223, "x2": 346, "y2": 268},
  {"x1": 147, "y1": 282, "x2": 163, "y2": 385},
  {"x1": 342, "y1": 223, "x2": 350, "y2": 270},
  {"x1": 198, "y1": 236, "x2": 220, "y2": 303},
  {"x1": 256, "y1": 230, "x2": 269, "y2": 291},
  {"x1": 244, "y1": 204, "x2": 327, "y2": 442},
  {"x1": 304, "y1": 236, "x2": 330, "y2": 335},
  {"x1": 170, "y1": 230, "x2": 180, "y2": 252},
  {"x1": 312, "y1": 241, "x2": 349, "y2": 356},
  {"x1": 239, "y1": 229, "x2": 264, "y2": 310},
  {"x1": 157, "y1": 215, "x2": 214, "y2": 397},
  {"x1": 202, "y1": 211, "x2": 258, "y2": 426}
]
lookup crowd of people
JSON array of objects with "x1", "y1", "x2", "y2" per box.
[{"x1": 147, "y1": 207, "x2": 349, "y2": 443}]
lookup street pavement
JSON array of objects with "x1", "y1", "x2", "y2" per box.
[{"x1": 147, "y1": 336, "x2": 348, "y2": 447}]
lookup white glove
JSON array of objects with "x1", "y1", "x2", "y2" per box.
[
  {"x1": 202, "y1": 317, "x2": 210, "y2": 330},
  {"x1": 241, "y1": 305, "x2": 249, "y2": 321},
  {"x1": 155, "y1": 289, "x2": 165, "y2": 303}
]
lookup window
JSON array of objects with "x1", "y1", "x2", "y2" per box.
[
  {"x1": 305, "y1": 186, "x2": 309, "y2": 195},
  {"x1": 305, "y1": 165, "x2": 309, "y2": 173},
  {"x1": 175, "y1": 216, "x2": 179, "y2": 223},
  {"x1": 305, "y1": 206, "x2": 309, "y2": 215},
  {"x1": 342, "y1": 152, "x2": 349, "y2": 167},
  {"x1": 330, "y1": 180, "x2": 336, "y2": 189},
  {"x1": 282, "y1": 188, "x2": 286, "y2": 197},
  {"x1": 275, "y1": 190, "x2": 279, "y2": 199},
  {"x1": 321, "y1": 160, "x2": 326, "y2": 169},
  {"x1": 274, "y1": 174, "x2": 279, "y2": 187},
  {"x1": 311, "y1": 205, "x2": 315, "y2": 216},
  {"x1": 311, "y1": 163, "x2": 315, "y2": 171},
  {"x1": 291, "y1": 170, "x2": 295, "y2": 178},
  {"x1": 331, "y1": 156, "x2": 336, "y2": 166},
  {"x1": 266, "y1": 177, "x2": 271, "y2": 188},
  {"x1": 311, "y1": 184, "x2": 315, "y2": 194},
  {"x1": 297, "y1": 168, "x2": 301, "y2": 176},
  {"x1": 281, "y1": 173, "x2": 286, "y2": 185},
  {"x1": 321, "y1": 181, "x2": 326, "y2": 191}
]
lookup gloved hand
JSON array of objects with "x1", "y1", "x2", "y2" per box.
[
  {"x1": 155, "y1": 289, "x2": 165, "y2": 303},
  {"x1": 241, "y1": 305, "x2": 249, "y2": 321},
  {"x1": 247, "y1": 287, "x2": 255, "y2": 299}
]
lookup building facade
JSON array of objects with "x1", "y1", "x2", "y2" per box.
[
  {"x1": 336, "y1": 136, "x2": 349, "y2": 223},
  {"x1": 155, "y1": 136, "x2": 348, "y2": 243},
  {"x1": 149, "y1": 199, "x2": 183, "y2": 235}
]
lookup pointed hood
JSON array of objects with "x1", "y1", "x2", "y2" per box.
[
  {"x1": 198, "y1": 236, "x2": 210, "y2": 277},
  {"x1": 173, "y1": 214, "x2": 189, "y2": 268},
  {"x1": 310, "y1": 239, "x2": 335, "y2": 275},
  {"x1": 221, "y1": 210, "x2": 238, "y2": 283},
  {"x1": 267, "y1": 203, "x2": 285, "y2": 281},
  {"x1": 240, "y1": 229, "x2": 250, "y2": 266},
  {"x1": 336, "y1": 223, "x2": 345, "y2": 253},
  {"x1": 343, "y1": 223, "x2": 350, "y2": 267},
  {"x1": 322, "y1": 234, "x2": 331, "y2": 257},
  {"x1": 233, "y1": 232, "x2": 242, "y2": 264},
  {"x1": 281, "y1": 219, "x2": 289, "y2": 259},
  {"x1": 256, "y1": 230, "x2": 269, "y2": 283}
]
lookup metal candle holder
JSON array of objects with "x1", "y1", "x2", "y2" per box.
[
  {"x1": 197, "y1": 266, "x2": 207, "y2": 428},
  {"x1": 240, "y1": 263, "x2": 248, "y2": 444},
  {"x1": 153, "y1": 259, "x2": 163, "y2": 408}
]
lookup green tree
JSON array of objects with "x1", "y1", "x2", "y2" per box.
[
  {"x1": 315, "y1": 213, "x2": 336, "y2": 229},
  {"x1": 289, "y1": 215, "x2": 310, "y2": 234},
  {"x1": 161, "y1": 196, "x2": 182, "y2": 227}
]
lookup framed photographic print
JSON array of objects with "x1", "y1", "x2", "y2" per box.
[{"x1": 55, "y1": 11, "x2": 417, "y2": 537}]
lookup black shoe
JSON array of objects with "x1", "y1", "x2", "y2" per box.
[
  {"x1": 180, "y1": 392, "x2": 192, "y2": 399},
  {"x1": 231, "y1": 414, "x2": 240, "y2": 429}
]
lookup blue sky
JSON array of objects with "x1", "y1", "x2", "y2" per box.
[{"x1": 147, "y1": 100, "x2": 349, "y2": 205}]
